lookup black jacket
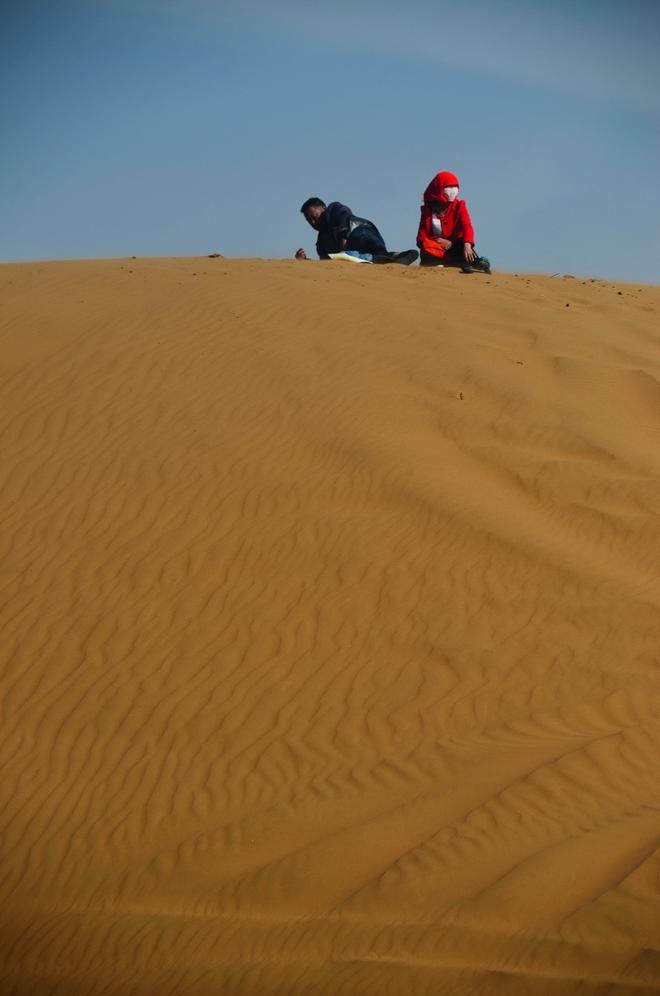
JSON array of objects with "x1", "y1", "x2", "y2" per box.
[{"x1": 315, "y1": 202, "x2": 383, "y2": 258}]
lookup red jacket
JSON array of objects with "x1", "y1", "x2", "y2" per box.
[{"x1": 416, "y1": 171, "x2": 475, "y2": 259}]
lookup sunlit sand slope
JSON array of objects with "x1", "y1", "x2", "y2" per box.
[{"x1": 1, "y1": 257, "x2": 660, "y2": 995}]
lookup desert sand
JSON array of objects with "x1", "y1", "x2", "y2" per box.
[{"x1": 1, "y1": 256, "x2": 659, "y2": 995}]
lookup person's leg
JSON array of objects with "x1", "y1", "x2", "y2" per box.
[
  {"x1": 348, "y1": 223, "x2": 418, "y2": 265},
  {"x1": 442, "y1": 239, "x2": 492, "y2": 273},
  {"x1": 346, "y1": 223, "x2": 388, "y2": 256},
  {"x1": 419, "y1": 249, "x2": 444, "y2": 267},
  {"x1": 440, "y1": 239, "x2": 466, "y2": 267},
  {"x1": 419, "y1": 240, "x2": 467, "y2": 268}
]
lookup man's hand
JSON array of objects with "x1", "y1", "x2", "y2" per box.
[
  {"x1": 438, "y1": 238, "x2": 452, "y2": 250},
  {"x1": 464, "y1": 243, "x2": 476, "y2": 263},
  {"x1": 295, "y1": 248, "x2": 307, "y2": 260}
]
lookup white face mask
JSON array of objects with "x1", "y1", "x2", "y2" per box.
[{"x1": 443, "y1": 186, "x2": 459, "y2": 202}]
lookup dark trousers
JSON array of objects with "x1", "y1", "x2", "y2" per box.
[
  {"x1": 346, "y1": 223, "x2": 388, "y2": 256},
  {"x1": 420, "y1": 239, "x2": 474, "y2": 267}
]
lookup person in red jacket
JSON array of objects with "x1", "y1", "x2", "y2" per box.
[{"x1": 417, "y1": 170, "x2": 490, "y2": 273}]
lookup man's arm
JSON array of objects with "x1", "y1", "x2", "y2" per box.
[{"x1": 325, "y1": 202, "x2": 353, "y2": 248}]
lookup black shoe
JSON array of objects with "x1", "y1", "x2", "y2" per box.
[{"x1": 377, "y1": 249, "x2": 418, "y2": 266}]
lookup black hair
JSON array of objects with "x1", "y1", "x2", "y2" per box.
[{"x1": 300, "y1": 197, "x2": 326, "y2": 213}]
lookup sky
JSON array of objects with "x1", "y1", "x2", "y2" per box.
[{"x1": 1, "y1": 0, "x2": 659, "y2": 281}]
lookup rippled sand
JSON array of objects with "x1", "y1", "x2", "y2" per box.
[{"x1": 1, "y1": 258, "x2": 659, "y2": 995}]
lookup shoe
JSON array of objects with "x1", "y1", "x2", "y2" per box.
[
  {"x1": 461, "y1": 256, "x2": 491, "y2": 275},
  {"x1": 374, "y1": 249, "x2": 418, "y2": 266},
  {"x1": 394, "y1": 250, "x2": 418, "y2": 265}
]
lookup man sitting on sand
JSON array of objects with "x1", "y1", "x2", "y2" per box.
[{"x1": 295, "y1": 198, "x2": 418, "y2": 265}]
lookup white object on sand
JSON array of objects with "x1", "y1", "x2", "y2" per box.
[{"x1": 327, "y1": 252, "x2": 372, "y2": 264}]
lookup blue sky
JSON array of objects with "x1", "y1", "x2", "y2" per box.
[{"x1": 1, "y1": 0, "x2": 659, "y2": 280}]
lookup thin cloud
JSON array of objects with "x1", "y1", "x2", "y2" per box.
[
  {"x1": 252, "y1": 0, "x2": 660, "y2": 111},
  {"x1": 109, "y1": 0, "x2": 660, "y2": 111}
]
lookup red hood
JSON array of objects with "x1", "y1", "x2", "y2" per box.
[{"x1": 423, "y1": 171, "x2": 460, "y2": 208}]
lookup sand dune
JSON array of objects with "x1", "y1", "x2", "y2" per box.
[{"x1": 1, "y1": 257, "x2": 659, "y2": 995}]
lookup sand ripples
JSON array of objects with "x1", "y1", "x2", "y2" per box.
[{"x1": 1, "y1": 258, "x2": 659, "y2": 994}]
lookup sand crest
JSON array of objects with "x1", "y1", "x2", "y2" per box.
[{"x1": 1, "y1": 258, "x2": 660, "y2": 995}]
